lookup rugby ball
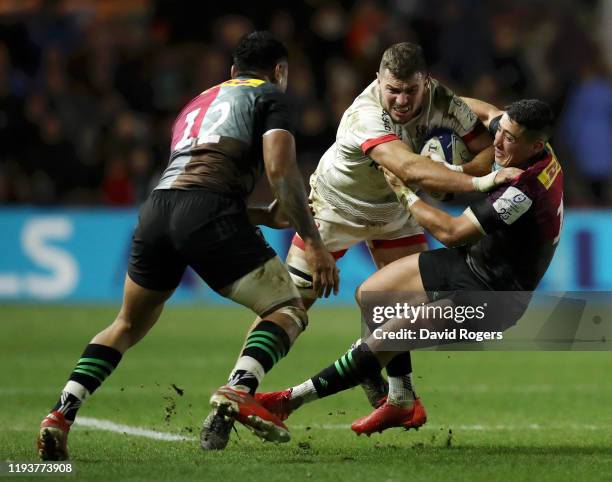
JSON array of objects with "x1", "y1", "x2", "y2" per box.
[{"x1": 420, "y1": 129, "x2": 473, "y2": 201}]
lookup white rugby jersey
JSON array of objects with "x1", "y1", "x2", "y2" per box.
[{"x1": 312, "y1": 79, "x2": 483, "y2": 225}]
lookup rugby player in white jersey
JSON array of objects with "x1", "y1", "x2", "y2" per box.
[
  {"x1": 204, "y1": 42, "x2": 521, "y2": 447},
  {"x1": 286, "y1": 40, "x2": 518, "y2": 406}
]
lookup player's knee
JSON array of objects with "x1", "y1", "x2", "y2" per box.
[
  {"x1": 295, "y1": 286, "x2": 317, "y2": 307},
  {"x1": 286, "y1": 250, "x2": 318, "y2": 305},
  {"x1": 286, "y1": 254, "x2": 312, "y2": 289},
  {"x1": 225, "y1": 256, "x2": 305, "y2": 320},
  {"x1": 269, "y1": 304, "x2": 309, "y2": 332},
  {"x1": 286, "y1": 264, "x2": 312, "y2": 291}
]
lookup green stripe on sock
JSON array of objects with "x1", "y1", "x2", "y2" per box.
[
  {"x1": 73, "y1": 368, "x2": 103, "y2": 383},
  {"x1": 346, "y1": 350, "x2": 356, "y2": 370},
  {"x1": 247, "y1": 332, "x2": 286, "y2": 358},
  {"x1": 246, "y1": 335, "x2": 278, "y2": 351},
  {"x1": 244, "y1": 341, "x2": 279, "y2": 364},
  {"x1": 76, "y1": 363, "x2": 109, "y2": 379},
  {"x1": 340, "y1": 354, "x2": 357, "y2": 383},
  {"x1": 247, "y1": 330, "x2": 278, "y2": 345},
  {"x1": 78, "y1": 357, "x2": 115, "y2": 372},
  {"x1": 247, "y1": 336, "x2": 284, "y2": 360},
  {"x1": 334, "y1": 360, "x2": 345, "y2": 378},
  {"x1": 340, "y1": 354, "x2": 352, "y2": 374}
]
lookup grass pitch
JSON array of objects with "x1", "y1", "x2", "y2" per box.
[{"x1": 1, "y1": 305, "x2": 612, "y2": 481}]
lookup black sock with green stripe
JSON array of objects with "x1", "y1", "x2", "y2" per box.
[
  {"x1": 51, "y1": 344, "x2": 122, "y2": 421},
  {"x1": 310, "y1": 343, "x2": 381, "y2": 399},
  {"x1": 229, "y1": 321, "x2": 291, "y2": 394}
]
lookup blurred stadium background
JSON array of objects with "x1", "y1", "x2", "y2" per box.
[
  {"x1": 2, "y1": 2, "x2": 612, "y2": 478},
  {"x1": 1, "y1": 0, "x2": 611, "y2": 303}
]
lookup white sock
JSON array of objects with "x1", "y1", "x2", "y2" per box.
[
  {"x1": 63, "y1": 380, "x2": 90, "y2": 401},
  {"x1": 54, "y1": 381, "x2": 90, "y2": 424},
  {"x1": 227, "y1": 356, "x2": 265, "y2": 392},
  {"x1": 290, "y1": 379, "x2": 318, "y2": 404},
  {"x1": 388, "y1": 374, "x2": 415, "y2": 407}
]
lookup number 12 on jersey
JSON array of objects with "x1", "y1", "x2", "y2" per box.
[{"x1": 171, "y1": 86, "x2": 230, "y2": 151}]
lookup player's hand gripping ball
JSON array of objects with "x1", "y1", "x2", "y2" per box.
[{"x1": 420, "y1": 129, "x2": 472, "y2": 201}]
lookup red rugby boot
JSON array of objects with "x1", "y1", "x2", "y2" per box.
[
  {"x1": 255, "y1": 389, "x2": 295, "y2": 421},
  {"x1": 209, "y1": 386, "x2": 290, "y2": 443},
  {"x1": 38, "y1": 411, "x2": 71, "y2": 461},
  {"x1": 351, "y1": 398, "x2": 427, "y2": 436}
]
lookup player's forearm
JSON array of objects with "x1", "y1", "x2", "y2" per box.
[
  {"x1": 402, "y1": 155, "x2": 477, "y2": 193},
  {"x1": 262, "y1": 130, "x2": 321, "y2": 242},
  {"x1": 269, "y1": 175, "x2": 320, "y2": 243},
  {"x1": 396, "y1": 190, "x2": 462, "y2": 247},
  {"x1": 373, "y1": 140, "x2": 497, "y2": 194},
  {"x1": 402, "y1": 154, "x2": 503, "y2": 193},
  {"x1": 461, "y1": 146, "x2": 494, "y2": 176},
  {"x1": 460, "y1": 97, "x2": 502, "y2": 129},
  {"x1": 410, "y1": 203, "x2": 458, "y2": 247}
]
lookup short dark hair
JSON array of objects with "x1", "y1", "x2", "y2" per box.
[
  {"x1": 379, "y1": 42, "x2": 427, "y2": 79},
  {"x1": 505, "y1": 99, "x2": 554, "y2": 141},
  {"x1": 232, "y1": 31, "x2": 288, "y2": 74}
]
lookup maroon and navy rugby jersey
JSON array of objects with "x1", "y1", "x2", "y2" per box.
[
  {"x1": 465, "y1": 145, "x2": 564, "y2": 291},
  {"x1": 155, "y1": 77, "x2": 293, "y2": 198}
]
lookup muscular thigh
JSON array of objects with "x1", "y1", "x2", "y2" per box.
[
  {"x1": 221, "y1": 256, "x2": 307, "y2": 336},
  {"x1": 286, "y1": 215, "x2": 365, "y2": 308},
  {"x1": 369, "y1": 242, "x2": 428, "y2": 269},
  {"x1": 367, "y1": 213, "x2": 428, "y2": 269},
  {"x1": 358, "y1": 253, "x2": 429, "y2": 305}
]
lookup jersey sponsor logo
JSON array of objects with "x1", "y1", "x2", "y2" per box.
[
  {"x1": 537, "y1": 153, "x2": 561, "y2": 190},
  {"x1": 493, "y1": 186, "x2": 533, "y2": 225},
  {"x1": 381, "y1": 110, "x2": 392, "y2": 132},
  {"x1": 450, "y1": 96, "x2": 478, "y2": 129},
  {"x1": 221, "y1": 78, "x2": 266, "y2": 87}
]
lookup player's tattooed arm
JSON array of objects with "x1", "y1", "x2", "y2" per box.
[
  {"x1": 262, "y1": 129, "x2": 339, "y2": 297},
  {"x1": 262, "y1": 130, "x2": 317, "y2": 239}
]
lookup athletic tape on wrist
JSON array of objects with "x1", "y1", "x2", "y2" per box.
[
  {"x1": 472, "y1": 171, "x2": 498, "y2": 192},
  {"x1": 398, "y1": 186, "x2": 419, "y2": 208}
]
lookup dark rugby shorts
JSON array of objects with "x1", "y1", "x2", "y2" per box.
[
  {"x1": 128, "y1": 189, "x2": 276, "y2": 292},
  {"x1": 419, "y1": 247, "x2": 489, "y2": 295},
  {"x1": 419, "y1": 247, "x2": 529, "y2": 330}
]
